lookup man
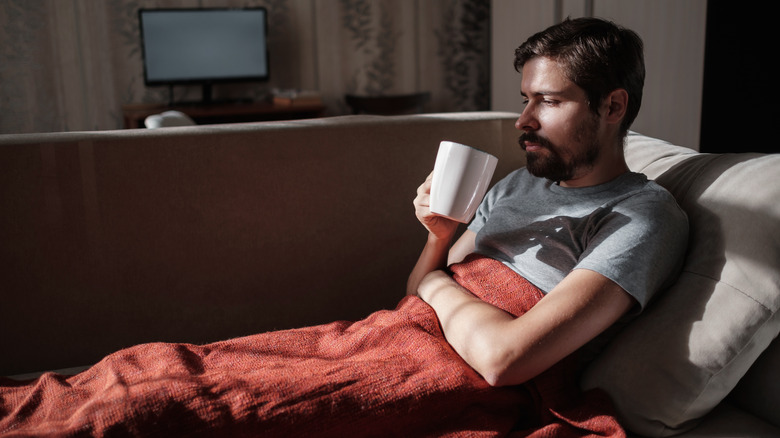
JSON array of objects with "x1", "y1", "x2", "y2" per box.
[
  {"x1": 408, "y1": 17, "x2": 688, "y2": 387},
  {"x1": 0, "y1": 17, "x2": 687, "y2": 437}
]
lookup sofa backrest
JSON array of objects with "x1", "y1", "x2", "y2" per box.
[
  {"x1": 0, "y1": 112, "x2": 524, "y2": 376},
  {"x1": 583, "y1": 132, "x2": 780, "y2": 436}
]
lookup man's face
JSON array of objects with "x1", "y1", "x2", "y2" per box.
[{"x1": 516, "y1": 57, "x2": 604, "y2": 184}]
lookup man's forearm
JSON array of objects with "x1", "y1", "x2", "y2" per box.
[
  {"x1": 406, "y1": 233, "x2": 453, "y2": 295},
  {"x1": 417, "y1": 270, "x2": 516, "y2": 385},
  {"x1": 419, "y1": 268, "x2": 637, "y2": 387}
]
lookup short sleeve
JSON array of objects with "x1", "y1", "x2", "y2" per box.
[{"x1": 575, "y1": 191, "x2": 689, "y2": 310}]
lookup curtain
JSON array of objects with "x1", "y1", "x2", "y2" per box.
[{"x1": 0, "y1": 0, "x2": 490, "y2": 134}]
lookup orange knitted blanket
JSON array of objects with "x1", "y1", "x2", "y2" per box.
[{"x1": 0, "y1": 255, "x2": 624, "y2": 437}]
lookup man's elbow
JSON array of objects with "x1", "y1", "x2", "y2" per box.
[
  {"x1": 459, "y1": 322, "x2": 542, "y2": 387},
  {"x1": 474, "y1": 346, "x2": 533, "y2": 387},
  {"x1": 481, "y1": 369, "x2": 507, "y2": 387}
]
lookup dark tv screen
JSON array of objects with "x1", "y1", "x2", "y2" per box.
[{"x1": 139, "y1": 8, "x2": 269, "y2": 86}]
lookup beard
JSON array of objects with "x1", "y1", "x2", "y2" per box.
[{"x1": 518, "y1": 115, "x2": 601, "y2": 182}]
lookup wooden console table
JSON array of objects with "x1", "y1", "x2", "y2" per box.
[{"x1": 122, "y1": 101, "x2": 326, "y2": 129}]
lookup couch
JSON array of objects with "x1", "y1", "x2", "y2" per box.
[{"x1": 0, "y1": 112, "x2": 777, "y2": 437}]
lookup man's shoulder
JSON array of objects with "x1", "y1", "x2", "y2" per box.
[
  {"x1": 630, "y1": 174, "x2": 681, "y2": 206},
  {"x1": 614, "y1": 174, "x2": 688, "y2": 229},
  {"x1": 610, "y1": 172, "x2": 677, "y2": 204}
]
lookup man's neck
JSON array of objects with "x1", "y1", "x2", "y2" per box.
[
  {"x1": 558, "y1": 165, "x2": 629, "y2": 188},
  {"x1": 559, "y1": 137, "x2": 629, "y2": 188}
]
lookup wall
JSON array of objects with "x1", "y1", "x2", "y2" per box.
[
  {"x1": 491, "y1": 0, "x2": 707, "y2": 150},
  {"x1": 1, "y1": 1, "x2": 710, "y2": 146},
  {"x1": 0, "y1": 0, "x2": 490, "y2": 134},
  {"x1": 700, "y1": 1, "x2": 774, "y2": 154}
]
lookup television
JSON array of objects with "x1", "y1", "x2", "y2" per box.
[{"x1": 139, "y1": 8, "x2": 269, "y2": 104}]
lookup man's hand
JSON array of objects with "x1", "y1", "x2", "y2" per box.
[{"x1": 413, "y1": 172, "x2": 460, "y2": 241}]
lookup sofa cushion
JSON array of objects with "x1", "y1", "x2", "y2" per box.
[
  {"x1": 730, "y1": 336, "x2": 780, "y2": 428},
  {"x1": 629, "y1": 401, "x2": 780, "y2": 438},
  {"x1": 582, "y1": 132, "x2": 780, "y2": 437}
]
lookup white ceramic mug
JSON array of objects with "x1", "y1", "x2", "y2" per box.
[{"x1": 430, "y1": 141, "x2": 498, "y2": 223}]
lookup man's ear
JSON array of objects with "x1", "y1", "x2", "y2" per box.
[{"x1": 603, "y1": 89, "x2": 628, "y2": 125}]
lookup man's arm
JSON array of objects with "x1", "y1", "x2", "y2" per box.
[
  {"x1": 406, "y1": 173, "x2": 475, "y2": 295},
  {"x1": 407, "y1": 171, "x2": 632, "y2": 386},
  {"x1": 417, "y1": 267, "x2": 634, "y2": 386}
]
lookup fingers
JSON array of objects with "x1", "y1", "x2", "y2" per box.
[
  {"x1": 416, "y1": 171, "x2": 433, "y2": 196},
  {"x1": 414, "y1": 171, "x2": 434, "y2": 213},
  {"x1": 414, "y1": 193, "x2": 430, "y2": 220},
  {"x1": 413, "y1": 172, "x2": 459, "y2": 239},
  {"x1": 414, "y1": 171, "x2": 456, "y2": 236}
]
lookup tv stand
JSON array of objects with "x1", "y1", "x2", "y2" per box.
[
  {"x1": 122, "y1": 100, "x2": 326, "y2": 129},
  {"x1": 202, "y1": 83, "x2": 213, "y2": 104},
  {"x1": 171, "y1": 97, "x2": 254, "y2": 107},
  {"x1": 163, "y1": 84, "x2": 255, "y2": 106}
]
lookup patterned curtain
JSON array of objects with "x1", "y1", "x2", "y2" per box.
[{"x1": 0, "y1": 0, "x2": 489, "y2": 134}]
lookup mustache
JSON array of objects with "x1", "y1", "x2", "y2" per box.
[{"x1": 518, "y1": 132, "x2": 554, "y2": 150}]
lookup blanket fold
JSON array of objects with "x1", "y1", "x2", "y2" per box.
[{"x1": 1, "y1": 255, "x2": 624, "y2": 437}]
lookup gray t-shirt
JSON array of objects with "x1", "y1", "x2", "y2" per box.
[{"x1": 468, "y1": 169, "x2": 688, "y2": 311}]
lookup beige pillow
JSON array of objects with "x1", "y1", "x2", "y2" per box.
[{"x1": 582, "y1": 133, "x2": 780, "y2": 437}]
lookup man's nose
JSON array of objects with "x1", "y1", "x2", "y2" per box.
[{"x1": 515, "y1": 106, "x2": 539, "y2": 132}]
